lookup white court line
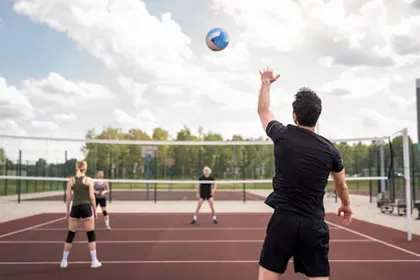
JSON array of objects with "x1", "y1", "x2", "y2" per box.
[
  {"x1": 326, "y1": 221, "x2": 420, "y2": 258},
  {"x1": 31, "y1": 227, "x2": 341, "y2": 231},
  {"x1": 0, "y1": 217, "x2": 65, "y2": 239},
  {"x1": 33, "y1": 227, "x2": 267, "y2": 231},
  {"x1": 0, "y1": 239, "x2": 372, "y2": 244},
  {"x1": 0, "y1": 259, "x2": 419, "y2": 265}
]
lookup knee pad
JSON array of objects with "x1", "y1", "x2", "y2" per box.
[
  {"x1": 87, "y1": 230, "x2": 96, "y2": 243},
  {"x1": 65, "y1": 230, "x2": 76, "y2": 243},
  {"x1": 102, "y1": 210, "x2": 108, "y2": 216}
]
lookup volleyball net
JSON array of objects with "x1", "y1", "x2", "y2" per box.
[{"x1": 0, "y1": 130, "x2": 415, "y2": 204}]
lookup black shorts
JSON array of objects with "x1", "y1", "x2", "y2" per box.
[
  {"x1": 200, "y1": 192, "x2": 213, "y2": 200},
  {"x1": 259, "y1": 210, "x2": 330, "y2": 277},
  {"x1": 69, "y1": 204, "x2": 93, "y2": 220},
  {"x1": 96, "y1": 197, "x2": 107, "y2": 207}
]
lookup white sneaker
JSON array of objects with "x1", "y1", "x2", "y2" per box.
[
  {"x1": 106, "y1": 225, "x2": 111, "y2": 231},
  {"x1": 60, "y1": 260, "x2": 68, "y2": 268},
  {"x1": 91, "y1": 260, "x2": 102, "y2": 268}
]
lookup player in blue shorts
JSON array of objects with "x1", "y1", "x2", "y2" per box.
[
  {"x1": 94, "y1": 171, "x2": 111, "y2": 230},
  {"x1": 256, "y1": 68, "x2": 353, "y2": 280}
]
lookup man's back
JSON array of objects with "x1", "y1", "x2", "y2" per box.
[
  {"x1": 265, "y1": 121, "x2": 343, "y2": 220},
  {"x1": 256, "y1": 69, "x2": 351, "y2": 280}
]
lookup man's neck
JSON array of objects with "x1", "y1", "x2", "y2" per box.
[{"x1": 297, "y1": 125, "x2": 316, "y2": 132}]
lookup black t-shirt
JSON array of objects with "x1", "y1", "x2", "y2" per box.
[
  {"x1": 264, "y1": 120, "x2": 344, "y2": 220},
  {"x1": 199, "y1": 175, "x2": 214, "y2": 194}
]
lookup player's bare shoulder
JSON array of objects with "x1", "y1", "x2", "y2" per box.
[{"x1": 84, "y1": 176, "x2": 94, "y2": 185}]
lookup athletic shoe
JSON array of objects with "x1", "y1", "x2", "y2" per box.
[
  {"x1": 190, "y1": 219, "x2": 196, "y2": 224},
  {"x1": 212, "y1": 219, "x2": 218, "y2": 224},
  {"x1": 91, "y1": 260, "x2": 102, "y2": 268},
  {"x1": 106, "y1": 226, "x2": 111, "y2": 231},
  {"x1": 60, "y1": 260, "x2": 68, "y2": 268}
]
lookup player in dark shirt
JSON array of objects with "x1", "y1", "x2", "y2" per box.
[
  {"x1": 190, "y1": 166, "x2": 218, "y2": 224},
  {"x1": 256, "y1": 68, "x2": 352, "y2": 280}
]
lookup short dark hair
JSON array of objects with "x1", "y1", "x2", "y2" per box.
[{"x1": 292, "y1": 87, "x2": 322, "y2": 127}]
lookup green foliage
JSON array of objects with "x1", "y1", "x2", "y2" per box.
[{"x1": 0, "y1": 129, "x2": 416, "y2": 181}]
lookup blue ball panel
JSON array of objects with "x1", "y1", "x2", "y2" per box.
[{"x1": 206, "y1": 28, "x2": 229, "y2": 51}]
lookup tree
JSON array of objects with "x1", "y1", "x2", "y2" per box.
[{"x1": 14, "y1": 125, "x2": 411, "y2": 182}]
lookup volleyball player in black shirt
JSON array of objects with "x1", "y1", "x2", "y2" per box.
[
  {"x1": 190, "y1": 166, "x2": 218, "y2": 224},
  {"x1": 256, "y1": 68, "x2": 352, "y2": 280}
]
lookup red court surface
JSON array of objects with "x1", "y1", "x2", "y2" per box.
[
  {"x1": 24, "y1": 190, "x2": 265, "y2": 201},
  {"x1": 0, "y1": 213, "x2": 419, "y2": 280}
]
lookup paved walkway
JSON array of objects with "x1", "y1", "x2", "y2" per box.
[{"x1": 1, "y1": 190, "x2": 419, "y2": 236}]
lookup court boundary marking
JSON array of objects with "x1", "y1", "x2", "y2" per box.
[
  {"x1": 1, "y1": 259, "x2": 420, "y2": 265},
  {"x1": 2, "y1": 216, "x2": 419, "y2": 260},
  {"x1": 0, "y1": 239, "x2": 372, "y2": 244},
  {"x1": 31, "y1": 226, "x2": 342, "y2": 231},
  {"x1": 326, "y1": 221, "x2": 420, "y2": 258},
  {"x1": 0, "y1": 217, "x2": 65, "y2": 239}
]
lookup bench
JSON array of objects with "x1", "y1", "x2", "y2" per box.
[{"x1": 377, "y1": 192, "x2": 420, "y2": 218}]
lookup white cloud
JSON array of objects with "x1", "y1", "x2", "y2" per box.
[
  {"x1": 359, "y1": 107, "x2": 396, "y2": 127},
  {"x1": 0, "y1": 120, "x2": 27, "y2": 136},
  {"x1": 202, "y1": 41, "x2": 251, "y2": 72},
  {"x1": 319, "y1": 69, "x2": 392, "y2": 99},
  {"x1": 212, "y1": 0, "x2": 397, "y2": 67},
  {"x1": 0, "y1": 76, "x2": 34, "y2": 119},
  {"x1": 5, "y1": 0, "x2": 420, "y2": 146},
  {"x1": 211, "y1": 0, "x2": 305, "y2": 52},
  {"x1": 117, "y1": 75, "x2": 150, "y2": 105},
  {"x1": 31, "y1": 120, "x2": 60, "y2": 131},
  {"x1": 21, "y1": 72, "x2": 115, "y2": 108},
  {"x1": 53, "y1": 113, "x2": 77, "y2": 122},
  {"x1": 13, "y1": 0, "x2": 193, "y2": 85},
  {"x1": 357, "y1": 107, "x2": 413, "y2": 136},
  {"x1": 113, "y1": 108, "x2": 158, "y2": 133}
]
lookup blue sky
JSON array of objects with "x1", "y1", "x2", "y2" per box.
[{"x1": 0, "y1": 1, "x2": 106, "y2": 85}]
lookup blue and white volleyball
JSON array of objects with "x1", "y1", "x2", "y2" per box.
[{"x1": 205, "y1": 28, "x2": 229, "y2": 51}]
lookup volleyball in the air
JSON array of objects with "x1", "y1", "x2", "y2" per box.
[{"x1": 205, "y1": 27, "x2": 229, "y2": 51}]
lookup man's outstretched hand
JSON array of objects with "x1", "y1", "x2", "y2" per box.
[
  {"x1": 259, "y1": 67, "x2": 280, "y2": 84},
  {"x1": 337, "y1": 204, "x2": 353, "y2": 226}
]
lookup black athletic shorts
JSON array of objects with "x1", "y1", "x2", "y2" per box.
[
  {"x1": 200, "y1": 192, "x2": 213, "y2": 200},
  {"x1": 69, "y1": 204, "x2": 93, "y2": 220},
  {"x1": 96, "y1": 197, "x2": 107, "y2": 207},
  {"x1": 259, "y1": 210, "x2": 330, "y2": 277}
]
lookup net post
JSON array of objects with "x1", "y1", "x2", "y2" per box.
[
  {"x1": 242, "y1": 160, "x2": 246, "y2": 203},
  {"x1": 4, "y1": 157, "x2": 8, "y2": 196},
  {"x1": 17, "y1": 150, "x2": 22, "y2": 204},
  {"x1": 380, "y1": 144, "x2": 386, "y2": 193},
  {"x1": 242, "y1": 182, "x2": 246, "y2": 203},
  {"x1": 368, "y1": 144, "x2": 373, "y2": 203},
  {"x1": 379, "y1": 145, "x2": 387, "y2": 198},
  {"x1": 168, "y1": 166, "x2": 173, "y2": 190},
  {"x1": 410, "y1": 145, "x2": 416, "y2": 205},
  {"x1": 402, "y1": 128, "x2": 412, "y2": 241},
  {"x1": 145, "y1": 153, "x2": 151, "y2": 201},
  {"x1": 154, "y1": 149, "x2": 157, "y2": 204}
]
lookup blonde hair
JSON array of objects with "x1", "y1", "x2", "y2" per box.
[
  {"x1": 203, "y1": 166, "x2": 211, "y2": 174},
  {"x1": 76, "y1": 160, "x2": 87, "y2": 177}
]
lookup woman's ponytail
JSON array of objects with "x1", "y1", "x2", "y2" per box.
[{"x1": 75, "y1": 160, "x2": 86, "y2": 177}]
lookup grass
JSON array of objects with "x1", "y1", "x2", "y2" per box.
[{"x1": 0, "y1": 179, "x2": 379, "y2": 196}]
